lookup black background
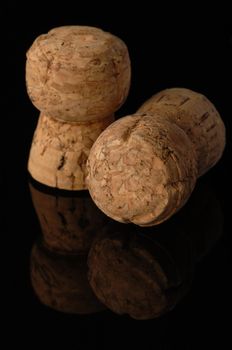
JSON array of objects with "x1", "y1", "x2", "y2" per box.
[{"x1": 3, "y1": 2, "x2": 232, "y2": 348}]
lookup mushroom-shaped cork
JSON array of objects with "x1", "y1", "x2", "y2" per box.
[{"x1": 26, "y1": 26, "x2": 131, "y2": 122}]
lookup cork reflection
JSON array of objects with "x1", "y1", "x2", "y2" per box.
[
  {"x1": 29, "y1": 180, "x2": 223, "y2": 319},
  {"x1": 29, "y1": 179, "x2": 107, "y2": 315},
  {"x1": 30, "y1": 242, "x2": 105, "y2": 315},
  {"x1": 87, "y1": 182, "x2": 224, "y2": 319},
  {"x1": 29, "y1": 180, "x2": 107, "y2": 255}
]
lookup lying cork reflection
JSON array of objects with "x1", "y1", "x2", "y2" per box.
[{"x1": 29, "y1": 180, "x2": 223, "y2": 319}]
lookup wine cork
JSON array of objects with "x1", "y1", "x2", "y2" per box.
[
  {"x1": 138, "y1": 88, "x2": 226, "y2": 176},
  {"x1": 86, "y1": 114, "x2": 197, "y2": 226},
  {"x1": 26, "y1": 26, "x2": 131, "y2": 122},
  {"x1": 28, "y1": 113, "x2": 114, "y2": 190},
  {"x1": 29, "y1": 181, "x2": 107, "y2": 255},
  {"x1": 31, "y1": 242, "x2": 104, "y2": 314}
]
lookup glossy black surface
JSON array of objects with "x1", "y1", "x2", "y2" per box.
[
  {"x1": 28, "y1": 179, "x2": 223, "y2": 319},
  {"x1": 4, "y1": 4, "x2": 231, "y2": 348}
]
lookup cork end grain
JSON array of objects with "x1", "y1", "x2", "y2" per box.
[
  {"x1": 26, "y1": 25, "x2": 131, "y2": 122},
  {"x1": 138, "y1": 87, "x2": 226, "y2": 176},
  {"x1": 28, "y1": 113, "x2": 114, "y2": 190},
  {"x1": 86, "y1": 114, "x2": 197, "y2": 226}
]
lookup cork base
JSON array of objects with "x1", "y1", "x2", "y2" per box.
[{"x1": 28, "y1": 113, "x2": 114, "y2": 190}]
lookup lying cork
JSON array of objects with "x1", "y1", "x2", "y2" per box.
[
  {"x1": 26, "y1": 26, "x2": 131, "y2": 122},
  {"x1": 29, "y1": 181, "x2": 106, "y2": 255},
  {"x1": 28, "y1": 113, "x2": 114, "y2": 190},
  {"x1": 31, "y1": 241, "x2": 105, "y2": 314},
  {"x1": 87, "y1": 88, "x2": 225, "y2": 226},
  {"x1": 138, "y1": 88, "x2": 226, "y2": 176}
]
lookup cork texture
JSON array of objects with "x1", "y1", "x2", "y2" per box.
[
  {"x1": 86, "y1": 114, "x2": 197, "y2": 226},
  {"x1": 26, "y1": 26, "x2": 131, "y2": 122},
  {"x1": 138, "y1": 88, "x2": 226, "y2": 176},
  {"x1": 29, "y1": 182, "x2": 107, "y2": 255},
  {"x1": 28, "y1": 113, "x2": 114, "y2": 190},
  {"x1": 31, "y1": 242, "x2": 104, "y2": 314}
]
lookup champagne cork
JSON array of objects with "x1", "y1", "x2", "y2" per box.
[
  {"x1": 26, "y1": 25, "x2": 131, "y2": 189},
  {"x1": 87, "y1": 88, "x2": 225, "y2": 226}
]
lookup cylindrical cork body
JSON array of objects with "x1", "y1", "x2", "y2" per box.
[
  {"x1": 86, "y1": 114, "x2": 197, "y2": 226},
  {"x1": 138, "y1": 88, "x2": 226, "y2": 176},
  {"x1": 31, "y1": 242, "x2": 104, "y2": 314},
  {"x1": 26, "y1": 26, "x2": 131, "y2": 122},
  {"x1": 29, "y1": 181, "x2": 107, "y2": 255},
  {"x1": 28, "y1": 113, "x2": 114, "y2": 190}
]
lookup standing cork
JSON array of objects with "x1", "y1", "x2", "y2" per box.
[
  {"x1": 26, "y1": 25, "x2": 131, "y2": 190},
  {"x1": 31, "y1": 242, "x2": 105, "y2": 314}
]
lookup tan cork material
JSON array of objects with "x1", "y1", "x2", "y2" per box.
[
  {"x1": 28, "y1": 113, "x2": 114, "y2": 190},
  {"x1": 26, "y1": 25, "x2": 131, "y2": 122},
  {"x1": 86, "y1": 114, "x2": 197, "y2": 226},
  {"x1": 26, "y1": 25, "x2": 131, "y2": 190},
  {"x1": 87, "y1": 88, "x2": 225, "y2": 226},
  {"x1": 138, "y1": 88, "x2": 226, "y2": 176}
]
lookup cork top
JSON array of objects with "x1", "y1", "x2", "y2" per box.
[
  {"x1": 26, "y1": 26, "x2": 131, "y2": 122},
  {"x1": 86, "y1": 113, "x2": 197, "y2": 226}
]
